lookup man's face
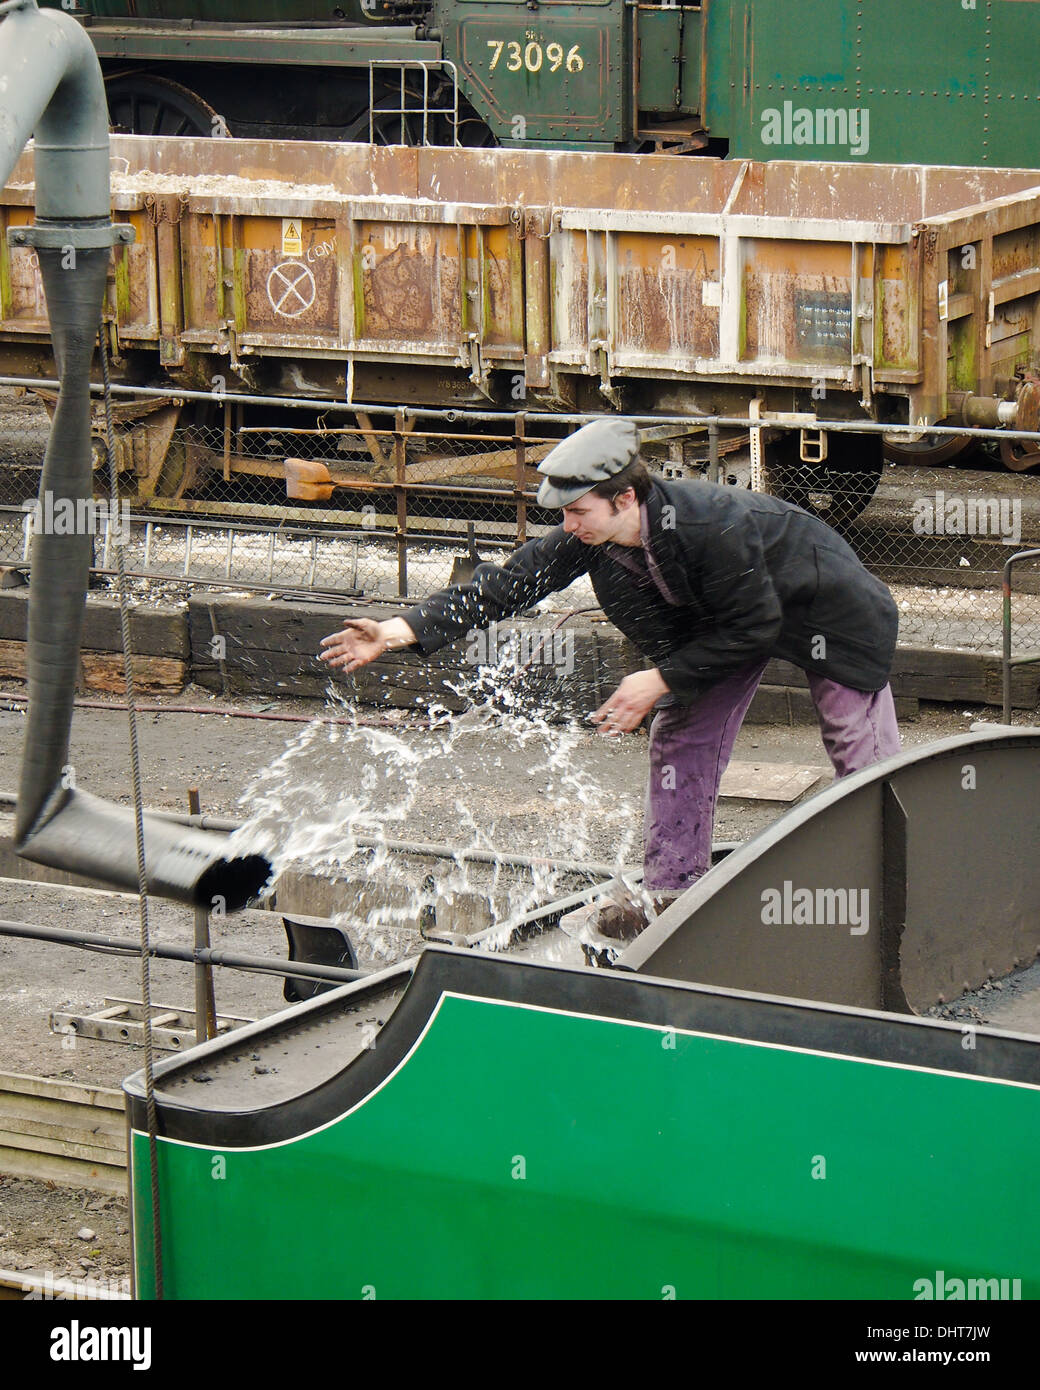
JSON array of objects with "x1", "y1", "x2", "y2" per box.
[{"x1": 561, "y1": 489, "x2": 636, "y2": 545}]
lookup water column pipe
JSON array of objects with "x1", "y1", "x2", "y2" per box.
[{"x1": 0, "y1": 0, "x2": 270, "y2": 907}]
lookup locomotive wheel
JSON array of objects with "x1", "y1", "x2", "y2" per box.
[
  {"x1": 342, "y1": 91, "x2": 495, "y2": 148},
  {"x1": 106, "y1": 75, "x2": 222, "y2": 139},
  {"x1": 761, "y1": 430, "x2": 883, "y2": 529},
  {"x1": 454, "y1": 103, "x2": 498, "y2": 149},
  {"x1": 343, "y1": 95, "x2": 429, "y2": 147}
]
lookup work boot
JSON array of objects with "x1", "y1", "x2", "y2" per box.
[
  {"x1": 560, "y1": 890, "x2": 677, "y2": 951},
  {"x1": 592, "y1": 893, "x2": 679, "y2": 944}
]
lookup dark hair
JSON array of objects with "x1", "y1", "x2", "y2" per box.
[{"x1": 589, "y1": 458, "x2": 652, "y2": 507}]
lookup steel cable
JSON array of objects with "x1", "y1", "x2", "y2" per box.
[{"x1": 98, "y1": 324, "x2": 163, "y2": 1300}]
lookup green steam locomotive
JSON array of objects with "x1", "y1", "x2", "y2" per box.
[{"x1": 42, "y1": 0, "x2": 1040, "y2": 165}]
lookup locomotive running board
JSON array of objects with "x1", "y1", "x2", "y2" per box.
[{"x1": 618, "y1": 727, "x2": 1040, "y2": 1014}]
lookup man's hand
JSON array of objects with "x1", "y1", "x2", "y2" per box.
[
  {"x1": 319, "y1": 617, "x2": 416, "y2": 673},
  {"x1": 591, "y1": 669, "x2": 669, "y2": 736}
]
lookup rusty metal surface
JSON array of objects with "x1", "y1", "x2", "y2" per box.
[
  {"x1": 619, "y1": 728, "x2": 1040, "y2": 1016},
  {"x1": 4, "y1": 139, "x2": 1040, "y2": 424}
]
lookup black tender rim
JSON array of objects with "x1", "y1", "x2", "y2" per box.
[{"x1": 124, "y1": 944, "x2": 1040, "y2": 1147}]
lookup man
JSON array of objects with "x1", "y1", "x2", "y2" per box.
[{"x1": 320, "y1": 417, "x2": 900, "y2": 942}]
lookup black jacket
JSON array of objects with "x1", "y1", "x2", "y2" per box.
[{"x1": 403, "y1": 479, "x2": 898, "y2": 700}]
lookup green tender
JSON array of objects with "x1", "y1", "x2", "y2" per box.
[{"x1": 132, "y1": 993, "x2": 1039, "y2": 1300}]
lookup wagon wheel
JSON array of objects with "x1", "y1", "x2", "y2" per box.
[
  {"x1": 883, "y1": 432, "x2": 973, "y2": 466},
  {"x1": 761, "y1": 430, "x2": 883, "y2": 529},
  {"x1": 106, "y1": 75, "x2": 222, "y2": 139},
  {"x1": 153, "y1": 439, "x2": 197, "y2": 499}
]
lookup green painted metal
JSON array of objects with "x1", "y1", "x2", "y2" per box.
[
  {"x1": 45, "y1": 0, "x2": 382, "y2": 23},
  {"x1": 724, "y1": 0, "x2": 1040, "y2": 167},
  {"x1": 34, "y1": 0, "x2": 1040, "y2": 160},
  {"x1": 82, "y1": 27, "x2": 438, "y2": 68},
  {"x1": 131, "y1": 991, "x2": 1040, "y2": 1300},
  {"x1": 636, "y1": 10, "x2": 681, "y2": 113},
  {"x1": 439, "y1": 0, "x2": 626, "y2": 146}
]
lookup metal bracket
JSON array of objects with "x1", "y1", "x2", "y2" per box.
[
  {"x1": 145, "y1": 193, "x2": 189, "y2": 226},
  {"x1": 800, "y1": 428, "x2": 828, "y2": 464},
  {"x1": 8, "y1": 222, "x2": 135, "y2": 250},
  {"x1": 465, "y1": 332, "x2": 485, "y2": 388},
  {"x1": 590, "y1": 339, "x2": 620, "y2": 408},
  {"x1": 282, "y1": 913, "x2": 359, "y2": 1004},
  {"x1": 749, "y1": 396, "x2": 764, "y2": 491}
]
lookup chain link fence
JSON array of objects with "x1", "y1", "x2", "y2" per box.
[{"x1": 3, "y1": 383, "x2": 1040, "y2": 661}]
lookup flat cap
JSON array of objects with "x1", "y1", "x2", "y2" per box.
[{"x1": 536, "y1": 418, "x2": 640, "y2": 508}]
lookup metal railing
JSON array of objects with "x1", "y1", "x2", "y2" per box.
[
  {"x1": 3, "y1": 380, "x2": 1040, "y2": 666},
  {"x1": 1003, "y1": 547, "x2": 1040, "y2": 723},
  {"x1": 366, "y1": 59, "x2": 461, "y2": 146}
]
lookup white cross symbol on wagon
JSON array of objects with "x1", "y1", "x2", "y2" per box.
[{"x1": 266, "y1": 261, "x2": 317, "y2": 318}]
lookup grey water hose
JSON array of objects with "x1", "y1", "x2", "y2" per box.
[{"x1": 0, "y1": 0, "x2": 270, "y2": 907}]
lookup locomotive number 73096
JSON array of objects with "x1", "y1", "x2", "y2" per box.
[{"x1": 486, "y1": 40, "x2": 585, "y2": 73}]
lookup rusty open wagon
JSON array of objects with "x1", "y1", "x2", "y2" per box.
[{"x1": 4, "y1": 137, "x2": 1040, "y2": 519}]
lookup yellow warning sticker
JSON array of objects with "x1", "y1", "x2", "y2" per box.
[{"x1": 282, "y1": 219, "x2": 303, "y2": 257}]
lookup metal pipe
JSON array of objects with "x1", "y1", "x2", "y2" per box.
[
  {"x1": 708, "y1": 419, "x2": 721, "y2": 485},
  {"x1": 0, "y1": 788, "x2": 704, "y2": 880},
  {"x1": 145, "y1": 811, "x2": 628, "y2": 878},
  {"x1": 0, "y1": 2, "x2": 270, "y2": 907},
  {"x1": 0, "y1": 693, "x2": 459, "y2": 730},
  {"x1": 188, "y1": 787, "x2": 218, "y2": 1043},
  {"x1": 2, "y1": 789, "x2": 621, "y2": 874},
  {"x1": 0, "y1": 2, "x2": 109, "y2": 221},
  {"x1": 0, "y1": 915, "x2": 365, "y2": 985}
]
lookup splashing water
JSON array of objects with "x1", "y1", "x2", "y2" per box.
[{"x1": 228, "y1": 645, "x2": 646, "y2": 969}]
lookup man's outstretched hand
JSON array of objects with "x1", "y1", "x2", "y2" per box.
[
  {"x1": 591, "y1": 669, "x2": 669, "y2": 736},
  {"x1": 319, "y1": 617, "x2": 416, "y2": 673}
]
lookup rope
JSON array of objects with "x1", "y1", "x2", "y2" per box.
[{"x1": 98, "y1": 324, "x2": 164, "y2": 1300}]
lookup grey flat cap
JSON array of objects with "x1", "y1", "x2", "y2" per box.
[{"x1": 536, "y1": 418, "x2": 640, "y2": 508}]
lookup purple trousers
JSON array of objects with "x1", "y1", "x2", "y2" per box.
[{"x1": 643, "y1": 661, "x2": 902, "y2": 893}]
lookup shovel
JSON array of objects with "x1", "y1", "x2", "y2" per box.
[{"x1": 448, "y1": 523, "x2": 482, "y2": 586}]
